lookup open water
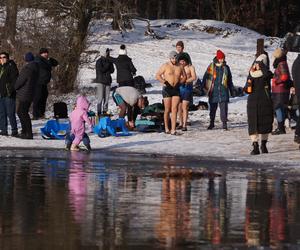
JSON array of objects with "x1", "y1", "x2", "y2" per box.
[{"x1": 0, "y1": 149, "x2": 300, "y2": 249}]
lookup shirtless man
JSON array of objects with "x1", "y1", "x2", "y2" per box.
[
  {"x1": 178, "y1": 55, "x2": 197, "y2": 131},
  {"x1": 156, "y1": 51, "x2": 187, "y2": 135}
]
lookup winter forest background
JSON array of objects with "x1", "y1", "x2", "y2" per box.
[{"x1": 0, "y1": 0, "x2": 300, "y2": 94}]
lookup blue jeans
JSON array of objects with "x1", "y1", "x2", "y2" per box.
[
  {"x1": 0, "y1": 97, "x2": 18, "y2": 134},
  {"x1": 65, "y1": 133, "x2": 90, "y2": 149},
  {"x1": 275, "y1": 107, "x2": 286, "y2": 123}
]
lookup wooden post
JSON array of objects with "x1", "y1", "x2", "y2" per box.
[{"x1": 256, "y1": 38, "x2": 265, "y2": 57}]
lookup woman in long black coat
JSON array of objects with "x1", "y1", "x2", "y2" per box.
[{"x1": 246, "y1": 54, "x2": 273, "y2": 155}]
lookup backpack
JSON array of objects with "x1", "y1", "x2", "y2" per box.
[
  {"x1": 135, "y1": 117, "x2": 163, "y2": 132},
  {"x1": 136, "y1": 103, "x2": 165, "y2": 132},
  {"x1": 133, "y1": 75, "x2": 147, "y2": 94},
  {"x1": 53, "y1": 102, "x2": 68, "y2": 118}
]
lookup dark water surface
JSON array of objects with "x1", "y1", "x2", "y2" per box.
[{"x1": 0, "y1": 149, "x2": 300, "y2": 250}]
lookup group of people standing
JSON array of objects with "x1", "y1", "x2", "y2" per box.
[
  {"x1": 0, "y1": 48, "x2": 58, "y2": 139},
  {"x1": 95, "y1": 40, "x2": 300, "y2": 156},
  {"x1": 245, "y1": 46, "x2": 299, "y2": 155}
]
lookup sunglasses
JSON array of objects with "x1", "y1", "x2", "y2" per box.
[{"x1": 0, "y1": 56, "x2": 7, "y2": 59}]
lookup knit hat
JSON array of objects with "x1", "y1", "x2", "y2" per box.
[
  {"x1": 255, "y1": 54, "x2": 268, "y2": 66},
  {"x1": 119, "y1": 44, "x2": 127, "y2": 55},
  {"x1": 39, "y1": 48, "x2": 49, "y2": 54},
  {"x1": 216, "y1": 50, "x2": 225, "y2": 60},
  {"x1": 169, "y1": 51, "x2": 177, "y2": 59},
  {"x1": 24, "y1": 52, "x2": 34, "y2": 62},
  {"x1": 273, "y1": 48, "x2": 283, "y2": 59}
]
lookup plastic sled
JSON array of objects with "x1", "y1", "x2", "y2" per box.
[
  {"x1": 93, "y1": 117, "x2": 131, "y2": 137},
  {"x1": 41, "y1": 119, "x2": 70, "y2": 140}
]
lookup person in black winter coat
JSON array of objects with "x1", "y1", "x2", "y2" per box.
[
  {"x1": 292, "y1": 54, "x2": 300, "y2": 144},
  {"x1": 246, "y1": 54, "x2": 273, "y2": 155},
  {"x1": 108, "y1": 44, "x2": 136, "y2": 87},
  {"x1": 95, "y1": 48, "x2": 114, "y2": 115},
  {"x1": 15, "y1": 52, "x2": 39, "y2": 139},
  {"x1": 0, "y1": 52, "x2": 19, "y2": 136},
  {"x1": 32, "y1": 48, "x2": 58, "y2": 119}
]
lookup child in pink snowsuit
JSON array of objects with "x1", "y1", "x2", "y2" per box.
[{"x1": 69, "y1": 96, "x2": 93, "y2": 151}]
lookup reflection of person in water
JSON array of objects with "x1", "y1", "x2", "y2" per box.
[
  {"x1": 269, "y1": 178, "x2": 287, "y2": 247},
  {"x1": 203, "y1": 177, "x2": 224, "y2": 245},
  {"x1": 245, "y1": 172, "x2": 272, "y2": 246},
  {"x1": 68, "y1": 151, "x2": 89, "y2": 223},
  {"x1": 155, "y1": 167, "x2": 192, "y2": 248}
]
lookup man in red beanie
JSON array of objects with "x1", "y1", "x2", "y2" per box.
[{"x1": 202, "y1": 49, "x2": 234, "y2": 130}]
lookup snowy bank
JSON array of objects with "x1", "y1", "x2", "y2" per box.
[{"x1": 0, "y1": 19, "x2": 299, "y2": 167}]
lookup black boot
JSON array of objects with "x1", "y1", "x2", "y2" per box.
[
  {"x1": 272, "y1": 122, "x2": 286, "y2": 135},
  {"x1": 207, "y1": 121, "x2": 214, "y2": 130},
  {"x1": 250, "y1": 142, "x2": 260, "y2": 155},
  {"x1": 260, "y1": 140, "x2": 268, "y2": 153}
]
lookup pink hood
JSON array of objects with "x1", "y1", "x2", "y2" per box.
[{"x1": 76, "y1": 96, "x2": 90, "y2": 111}]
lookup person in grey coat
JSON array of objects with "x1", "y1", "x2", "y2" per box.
[
  {"x1": 95, "y1": 48, "x2": 114, "y2": 116},
  {"x1": 15, "y1": 52, "x2": 39, "y2": 139}
]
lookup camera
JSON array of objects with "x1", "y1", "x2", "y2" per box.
[{"x1": 283, "y1": 25, "x2": 300, "y2": 52}]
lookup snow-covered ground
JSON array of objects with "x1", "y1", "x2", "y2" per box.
[{"x1": 1, "y1": 19, "x2": 299, "y2": 166}]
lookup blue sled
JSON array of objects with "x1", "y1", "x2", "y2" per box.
[
  {"x1": 93, "y1": 117, "x2": 131, "y2": 137},
  {"x1": 41, "y1": 119, "x2": 70, "y2": 140}
]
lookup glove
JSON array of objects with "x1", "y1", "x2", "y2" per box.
[{"x1": 164, "y1": 81, "x2": 172, "y2": 88}]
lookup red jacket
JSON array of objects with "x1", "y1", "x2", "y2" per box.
[{"x1": 272, "y1": 60, "x2": 291, "y2": 94}]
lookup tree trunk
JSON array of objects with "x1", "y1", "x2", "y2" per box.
[
  {"x1": 56, "y1": 0, "x2": 92, "y2": 93},
  {"x1": 168, "y1": 0, "x2": 176, "y2": 18},
  {"x1": 260, "y1": 0, "x2": 265, "y2": 15},
  {"x1": 157, "y1": 0, "x2": 162, "y2": 19},
  {"x1": 3, "y1": 0, "x2": 18, "y2": 50}
]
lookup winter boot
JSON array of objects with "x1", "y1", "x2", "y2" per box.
[
  {"x1": 222, "y1": 122, "x2": 228, "y2": 131},
  {"x1": 272, "y1": 122, "x2": 286, "y2": 135},
  {"x1": 260, "y1": 140, "x2": 268, "y2": 154},
  {"x1": 250, "y1": 142, "x2": 260, "y2": 155},
  {"x1": 207, "y1": 121, "x2": 215, "y2": 130}
]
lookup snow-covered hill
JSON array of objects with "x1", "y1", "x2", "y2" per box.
[{"x1": 1, "y1": 18, "x2": 300, "y2": 166}]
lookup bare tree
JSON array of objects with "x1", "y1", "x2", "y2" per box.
[{"x1": 2, "y1": 0, "x2": 18, "y2": 51}]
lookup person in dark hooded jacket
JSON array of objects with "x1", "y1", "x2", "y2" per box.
[
  {"x1": 108, "y1": 44, "x2": 136, "y2": 87},
  {"x1": 15, "y1": 52, "x2": 39, "y2": 139},
  {"x1": 95, "y1": 48, "x2": 114, "y2": 116},
  {"x1": 0, "y1": 52, "x2": 19, "y2": 136},
  {"x1": 32, "y1": 48, "x2": 58, "y2": 119}
]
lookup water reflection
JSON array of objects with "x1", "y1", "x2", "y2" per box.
[
  {"x1": 155, "y1": 166, "x2": 192, "y2": 248},
  {"x1": 0, "y1": 151, "x2": 300, "y2": 249}
]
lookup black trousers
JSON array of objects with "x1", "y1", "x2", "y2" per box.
[
  {"x1": 16, "y1": 99, "x2": 32, "y2": 136},
  {"x1": 209, "y1": 102, "x2": 228, "y2": 124},
  {"x1": 33, "y1": 84, "x2": 48, "y2": 118}
]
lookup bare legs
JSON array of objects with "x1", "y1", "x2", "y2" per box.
[
  {"x1": 163, "y1": 96, "x2": 180, "y2": 134},
  {"x1": 178, "y1": 100, "x2": 189, "y2": 128}
]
